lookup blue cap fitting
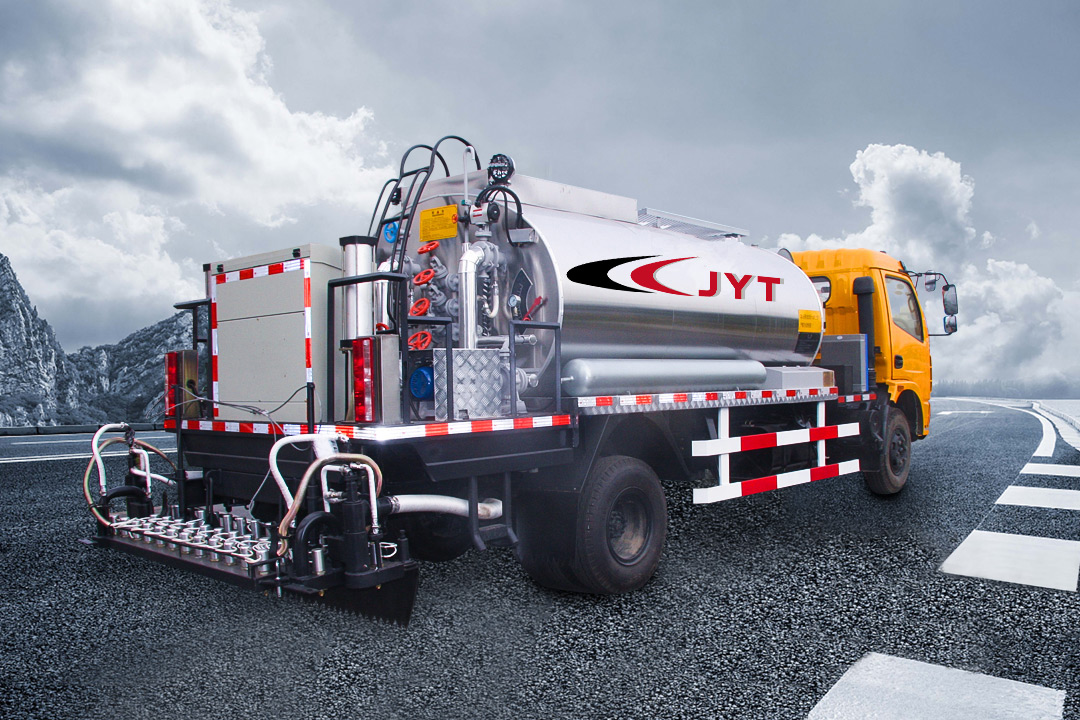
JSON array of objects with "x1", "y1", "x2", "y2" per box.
[{"x1": 409, "y1": 366, "x2": 435, "y2": 400}]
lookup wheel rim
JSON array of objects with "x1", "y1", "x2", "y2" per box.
[
  {"x1": 607, "y1": 488, "x2": 651, "y2": 565},
  {"x1": 888, "y1": 428, "x2": 909, "y2": 475}
]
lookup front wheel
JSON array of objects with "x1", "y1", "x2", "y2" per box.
[{"x1": 864, "y1": 406, "x2": 911, "y2": 495}]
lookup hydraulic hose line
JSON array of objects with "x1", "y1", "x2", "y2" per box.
[
  {"x1": 82, "y1": 429, "x2": 176, "y2": 528},
  {"x1": 276, "y1": 453, "x2": 384, "y2": 557}
]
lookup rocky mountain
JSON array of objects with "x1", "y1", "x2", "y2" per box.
[{"x1": 0, "y1": 252, "x2": 194, "y2": 426}]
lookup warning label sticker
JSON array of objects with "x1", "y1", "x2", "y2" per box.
[
  {"x1": 419, "y1": 205, "x2": 460, "y2": 243},
  {"x1": 799, "y1": 310, "x2": 822, "y2": 334}
]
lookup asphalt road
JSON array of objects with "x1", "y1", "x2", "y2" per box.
[{"x1": 1, "y1": 400, "x2": 1077, "y2": 719}]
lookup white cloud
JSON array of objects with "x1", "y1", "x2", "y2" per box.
[
  {"x1": 0, "y1": 0, "x2": 388, "y2": 226},
  {"x1": 777, "y1": 143, "x2": 1079, "y2": 388},
  {"x1": 1026, "y1": 220, "x2": 1041, "y2": 241},
  {"x1": 0, "y1": 0, "x2": 391, "y2": 347}
]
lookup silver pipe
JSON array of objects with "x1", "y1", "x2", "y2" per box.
[
  {"x1": 374, "y1": 260, "x2": 392, "y2": 331},
  {"x1": 458, "y1": 245, "x2": 485, "y2": 350},
  {"x1": 363, "y1": 464, "x2": 380, "y2": 536},
  {"x1": 560, "y1": 358, "x2": 768, "y2": 397},
  {"x1": 463, "y1": 146, "x2": 476, "y2": 206},
  {"x1": 387, "y1": 494, "x2": 503, "y2": 520},
  {"x1": 343, "y1": 238, "x2": 375, "y2": 340}
]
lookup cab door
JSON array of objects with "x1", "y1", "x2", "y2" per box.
[{"x1": 881, "y1": 271, "x2": 931, "y2": 431}]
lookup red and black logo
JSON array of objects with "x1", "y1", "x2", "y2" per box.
[{"x1": 567, "y1": 256, "x2": 782, "y2": 300}]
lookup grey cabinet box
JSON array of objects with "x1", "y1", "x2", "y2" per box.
[{"x1": 211, "y1": 245, "x2": 342, "y2": 424}]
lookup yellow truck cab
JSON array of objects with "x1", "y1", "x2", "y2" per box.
[{"x1": 792, "y1": 248, "x2": 956, "y2": 493}]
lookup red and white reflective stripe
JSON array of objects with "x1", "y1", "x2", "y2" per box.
[
  {"x1": 209, "y1": 279, "x2": 219, "y2": 418},
  {"x1": 164, "y1": 414, "x2": 572, "y2": 441},
  {"x1": 214, "y1": 258, "x2": 303, "y2": 285},
  {"x1": 692, "y1": 422, "x2": 860, "y2": 457},
  {"x1": 302, "y1": 259, "x2": 312, "y2": 383},
  {"x1": 576, "y1": 387, "x2": 839, "y2": 409},
  {"x1": 693, "y1": 459, "x2": 861, "y2": 503},
  {"x1": 838, "y1": 393, "x2": 877, "y2": 403}
]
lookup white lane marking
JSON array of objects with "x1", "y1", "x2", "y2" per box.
[
  {"x1": 9, "y1": 435, "x2": 173, "y2": 446},
  {"x1": 1021, "y1": 463, "x2": 1080, "y2": 478},
  {"x1": 1033, "y1": 403, "x2": 1080, "y2": 452},
  {"x1": 935, "y1": 410, "x2": 995, "y2": 415},
  {"x1": 997, "y1": 486, "x2": 1080, "y2": 512},
  {"x1": 939, "y1": 399, "x2": 1055, "y2": 457},
  {"x1": 807, "y1": 652, "x2": 1065, "y2": 720},
  {"x1": 0, "y1": 450, "x2": 175, "y2": 465},
  {"x1": 940, "y1": 530, "x2": 1080, "y2": 592}
]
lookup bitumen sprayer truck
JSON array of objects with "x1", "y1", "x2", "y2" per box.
[{"x1": 80, "y1": 136, "x2": 960, "y2": 625}]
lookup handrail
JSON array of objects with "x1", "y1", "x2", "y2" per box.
[
  {"x1": 508, "y1": 320, "x2": 562, "y2": 417},
  {"x1": 326, "y1": 272, "x2": 409, "y2": 421}
]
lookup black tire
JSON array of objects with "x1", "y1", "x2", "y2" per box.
[
  {"x1": 516, "y1": 455, "x2": 667, "y2": 594},
  {"x1": 864, "y1": 406, "x2": 911, "y2": 495},
  {"x1": 389, "y1": 512, "x2": 473, "y2": 562}
]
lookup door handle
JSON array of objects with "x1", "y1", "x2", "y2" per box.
[{"x1": 894, "y1": 355, "x2": 904, "y2": 369}]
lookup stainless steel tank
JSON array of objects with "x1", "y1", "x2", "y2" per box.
[{"x1": 391, "y1": 172, "x2": 824, "y2": 396}]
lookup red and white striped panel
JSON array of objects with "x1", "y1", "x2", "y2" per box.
[
  {"x1": 209, "y1": 279, "x2": 219, "y2": 417},
  {"x1": 214, "y1": 258, "x2": 304, "y2": 285},
  {"x1": 692, "y1": 422, "x2": 860, "y2": 457},
  {"x1": 210, "y1": 257, "x2": 311, "y2": 415},
  {"x1": 576, "y1": 387, "x2": 840, "y2": 413},
  {"x1": 837, "y1": 393, "x2": 877, "y2": 403},
  {"x1": 693, "y1": 460, "x2": 861, "y2": 504},
  {"x1": 165, "y1": 414, "x2": 573, "y2": 442},
  {"x1": 302, "y1": 259, "x2": 313, "y2": 384}
]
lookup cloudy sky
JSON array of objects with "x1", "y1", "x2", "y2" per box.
[{"x1": 0, "y1": 0, "x2": 1077, "y2": 388}]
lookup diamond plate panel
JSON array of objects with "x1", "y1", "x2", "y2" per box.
[{"x1": 434, "y1": 349, "x2": 505, "y2": 420}]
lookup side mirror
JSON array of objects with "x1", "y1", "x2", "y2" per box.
[
  {"x1": 942, "y1": 284, "x2": 958, "y2": 316},
  {"x1": 924, "y1": 276, "x2": 938, "y2": 292},
  {"x1": 943, "y1": 315, "x2": 958, "y2": 335}
]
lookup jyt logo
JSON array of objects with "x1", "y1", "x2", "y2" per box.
[{"x1": 567, "y1": 256, "x2": 782, "y2": 300}]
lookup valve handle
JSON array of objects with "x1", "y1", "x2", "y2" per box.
[
  {"x1": 413, "y1": 268, "x2": 436, "y2": 285},
  {"x1": 409, "y1": 298, "x2": 431, "y2": 316},
  {"x1": 407, "y1": 331, "x2": 433, "y2": 350},
  {"x1": 418, "y1": 241, "x2": 440, "y2": 254}
]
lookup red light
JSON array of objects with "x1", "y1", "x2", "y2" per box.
[
  {"x1": 164, "y1": 351, "x2": 179, "y2": 416},
  {"x1": 352, "y1": 337, "x2": 376, "y2": 423}
]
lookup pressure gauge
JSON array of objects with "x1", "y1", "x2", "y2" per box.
[{"x1": 487, "y1": 154, "x2": 515, "y2": 184}]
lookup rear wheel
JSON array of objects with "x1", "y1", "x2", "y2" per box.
[
  {"x1": 864, "y1": 406, "x2": 911, "y2": 495},
  {"x1": 516, "y1": 455, "x2": 667, "y2": 594}
]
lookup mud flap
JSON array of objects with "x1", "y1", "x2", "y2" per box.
[{"x1": 310, "y1": 562, "x2": 421, "y2": 626}]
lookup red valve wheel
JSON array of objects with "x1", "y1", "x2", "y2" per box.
[
  {"x1": 413, "y1": 268, "x2": 436, "y2": 285},
  {"x1": 418, "y1": 241, "x2": 440, "y2": 254},
  {"x1": 408, "y1": 331, "x2": 433, "y2": 350},
  {"x1": 375, "y1": 322, "x2": 390, "y2": 331},
  {"x1": 409, "y1": 297, "x2": 431, "y2": 316}
]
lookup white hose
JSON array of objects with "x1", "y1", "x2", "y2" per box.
[
  {"x1": 320, "y1": 464, "x2": 348, "y2": 512},
  {"x1": 91, "y1": 423, "x2": 129, "y2": 495},
  {"x1": 388, "y1": 495, "x2": 503, "y2": 520},
  {"x1": 130, "y1": 448, "x2": 176, "y2": 488},
  {"x1": 268, "y1": 434, "x2": 343, "y2": 507}
]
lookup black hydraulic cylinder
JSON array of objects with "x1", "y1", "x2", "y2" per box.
[
  {"x1": 341, "y1": 478, "x2": 370, "y2": 588},
  {"x1": 853, "y1": 276, "x2": 877, "y2": 387}
]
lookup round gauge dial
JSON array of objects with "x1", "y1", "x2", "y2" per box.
[{"x1": 487, "y1": 153, "x2": 515, "y2": 184}]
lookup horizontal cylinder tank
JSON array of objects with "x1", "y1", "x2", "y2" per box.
[{"x1": 400, "y1": 173, "x2": 825, "y2": 397}]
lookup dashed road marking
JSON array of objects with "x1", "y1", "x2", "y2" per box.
[
  {"x1": 1021, "y1": 463, "x2": 1080, "y2": 478},
  {"x1": 996, "y1": 485, "x2": 1080, "y2": 511},
  {"x1": 0, "y1": 450, "x2": 175, "y2": 465},
  {"x1": 6, "y1": 435, "x2": 174, "y2": 446},
  {"x1": 940, "y1": 530, "x2": 1080, "y2": 592},
  {"x1": 807, "y1": 652, "x2": 1065, "y2": 719}
]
